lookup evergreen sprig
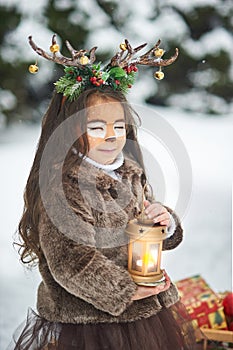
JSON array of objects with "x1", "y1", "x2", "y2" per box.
[{"x1": 54, "y1": 63, "x2": 138, "y2": 100}]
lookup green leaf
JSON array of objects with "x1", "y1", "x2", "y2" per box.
[
  {"x1": 109, "y1": 67, "x2": 126, "y2": 78},
  {"x1": 101, "y1": 72, "x2": 110, "y2": 81},
  {"x1": 92, "y1": 62, "x2": 101, "y2": 71}
]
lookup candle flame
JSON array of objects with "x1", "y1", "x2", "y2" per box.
[{"x1": 136, "y1": 252, "x2": 157, "y2": 269}]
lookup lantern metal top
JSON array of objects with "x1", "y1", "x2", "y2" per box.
[{"x1": 125, "y1": 218, "x2": 167, "y2": 241}]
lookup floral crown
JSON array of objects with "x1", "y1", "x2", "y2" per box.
[{"x1": 28, "y1": 34, "x2": 178, "y2": 101}]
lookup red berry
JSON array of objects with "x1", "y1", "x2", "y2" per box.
[
  {"x1": 76, "y1": 76, "x2": 82, "y2": 82},
  {"x1": 115, "y1": 80, "x2": 120, "y2": 85},
  {"x1": 90, "y1": 76, "x2": 97, "y2": 83},
  {"x1": 98, "y1": 79, "x2": 104, "y2": 84},
  {"x1": 133, "y1": 66, "x2": 138, "y2": 72},
  {"x1": 95, "y1": 82, "x2": 101, "y2": 87},
  {"x1": 128, "y1": 84, "x2": 132, "y2": 88}
]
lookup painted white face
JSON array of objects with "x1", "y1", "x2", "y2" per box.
[
  {"x1": 87, "y1": 120, "x2": 126, "y2": 139},
  {"x1": 85, "y1": 97, "x2": 126, "y2": 165}
]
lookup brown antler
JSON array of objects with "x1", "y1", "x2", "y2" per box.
[
  {"x1": 110, "y1": 40, "x2": 147, "y2": 68},
  {"x1": 28, "y1": 34, "x2": 98, "y2": 67},
  {"x1": 110, "y1": 39, "x2": 178, "y2": 68},
  {"x1": 135, "y1": 39, "x2": 179, "y2": 67}
]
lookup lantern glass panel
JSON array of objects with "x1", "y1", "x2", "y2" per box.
[
  {"x1": 132, "y1": 241, "x2": 143, "y2": 272},
  {"x1": 146, "y1": 243, "x2": 159, "y2": 273}
]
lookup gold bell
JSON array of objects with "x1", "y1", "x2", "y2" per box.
[
  {"x1": 154, "y1": 48, "x2": 165, "y2": 58},
  {"x1": 120, "y1": 43, "x2": 127, "y2": 51},
  {"x1": 154, "y1": 70, "x2": 164, "y2": 80},
  {"x1": 28, "y1": 63, "x2": 39, "y2": 74},
  {"x1": 50, "y1": 44, "x2": 60, "y2": 53},
  {"x1": 79, "y1": 56, "x2": 89, "y2": 65}
]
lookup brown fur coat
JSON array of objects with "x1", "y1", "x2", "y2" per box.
[{"x1": 37, "y1": 157, "x2": 183, "y2": 324}]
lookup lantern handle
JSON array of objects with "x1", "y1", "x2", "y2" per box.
[{"x1": 138, "y1": 183, "x2": 149, "y2": 221}]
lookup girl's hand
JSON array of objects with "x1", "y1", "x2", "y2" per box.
[
  {"x1": 131, "y1": 270, "x2": 171, "y2": 301},
  {"x1": 144, "y1": 200, "x2": 171, "y2": 227}
]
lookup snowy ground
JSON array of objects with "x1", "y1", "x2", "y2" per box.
[{"x1": 0, "y1": 105, "x2": 232, "y2": 349}]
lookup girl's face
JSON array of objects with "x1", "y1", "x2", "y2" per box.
[{"x1": 85, "y1": 96, "x2": 126, "y2": 165}]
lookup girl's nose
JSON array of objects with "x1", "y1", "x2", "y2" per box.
[
  {"x1": 105, "y1": 124, "x2": 116, "y2": 140},
  {"x1": 105, "y1": 136, "x2": 116, "y2": 142}
]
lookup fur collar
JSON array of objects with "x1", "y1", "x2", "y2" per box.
[{"x1": 68, "y1": 156, "x2": 143, "y2": 190}]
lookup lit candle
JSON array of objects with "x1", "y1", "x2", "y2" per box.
[{"x1": 136, "y1": 252, "x2": 157, "y2": 269}]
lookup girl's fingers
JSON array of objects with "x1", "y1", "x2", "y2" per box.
[
  {"x1": 152, "y1": 279, "x2": 171, "y2": 294},
  {"x1": 160, "y1": 219, "x2": 170, "y2": 226},
  {"x1": 153, "y1": 213, "x2": 170, "y2": 226},
  {"x1": 151, "y1": 271, "x2": 171, "y2": 294},
  {"x1": 162, "y1": 269, "x2": 170, "y2": 280},
  {"x1": 133, "y1": 271, "x2": 171, "y2": 299},
  {"x1": 145, "y1": 207, "x2": 164, "y2": 218},
  {"x1": 145, "y1": 203, "x2": 166, "y2": 216},
  {"x1": 143, "y1": 202, "x2": 171, "y2": 226},
  {"x1": 143, "y1": 200, "x2": 150, "y2": 208}
]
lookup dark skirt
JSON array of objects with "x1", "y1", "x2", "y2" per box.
[{"x1": 8, "y1": 301, "x2": 198, "y2": 350}]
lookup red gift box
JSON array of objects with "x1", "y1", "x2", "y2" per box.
[{"x1": 176, "y1": 275, "x2": 227, "y2": 330}]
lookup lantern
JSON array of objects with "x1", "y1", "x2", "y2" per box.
[{"x1": 126, "y1": 213, "x2": 167, "y2": 286}]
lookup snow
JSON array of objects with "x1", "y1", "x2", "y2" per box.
[
  {"x1": 0, "y1": 0, "x2": 48, "y2": 15},
  {"x1": 167, "y1": 89, "x2": 232, "y2": 114},
  {"x1": 165, "y1": 0, "x2": 221, "y2": 12},
  {"x1": 0, "y1": 105, "x2": 232, "y2": 349},
  {"x1": 0, "y1": 89, "x2": 17, "y2": 129},
  {"x1": 183, "y1": 27, "x2": 233, "y2": 59},
  {"x1": 145, "y1": 8, "x2": 189, "y2": 41}
]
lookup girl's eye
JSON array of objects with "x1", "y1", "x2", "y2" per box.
[
  {"x1": 87, "y1": 123, "x2": 106, "y2": 138},
  {"x1": 88, "y1": 127, "x2": 104, "y2": 131},
  {"x1": 114, "y1": 123, "x2": 125, "y2": 130},
  {"x1": 87, "y1": 121, "x2": 105, "y2": 131}
]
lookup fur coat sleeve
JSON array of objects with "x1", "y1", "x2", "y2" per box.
[
  {"x1": 162, "y1": 206, "x2": 183, "y2": 250},
  {"x1": 38, "y1": 180, "x2": 137, "y2": 317}
]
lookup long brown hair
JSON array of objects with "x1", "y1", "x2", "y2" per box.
[{"x1": 17, "y1": 86, "x2": 147, "y2": 265}]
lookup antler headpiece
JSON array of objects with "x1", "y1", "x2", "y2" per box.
[{"x1": 28, "y1": 34, "x2": 178, "y2": 101}]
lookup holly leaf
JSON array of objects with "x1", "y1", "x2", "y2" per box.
[
  {"x1": 101, "y1": 71, "x2": 110, "y2": 81},
  {"x1": 92, "y1": 63, "x2": 101, "y2": 71},
  {"x1": 109, "y1": 67, "x2": 126, "y2": 78}
]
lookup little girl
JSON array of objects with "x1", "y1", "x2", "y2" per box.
[{"x1": 10, "y1": 37, "x2": 197, "y2": 349}]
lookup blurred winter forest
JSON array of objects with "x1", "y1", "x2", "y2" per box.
[{"x1": 0, "y1": 0, "x2": 232, "y2": 127}]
